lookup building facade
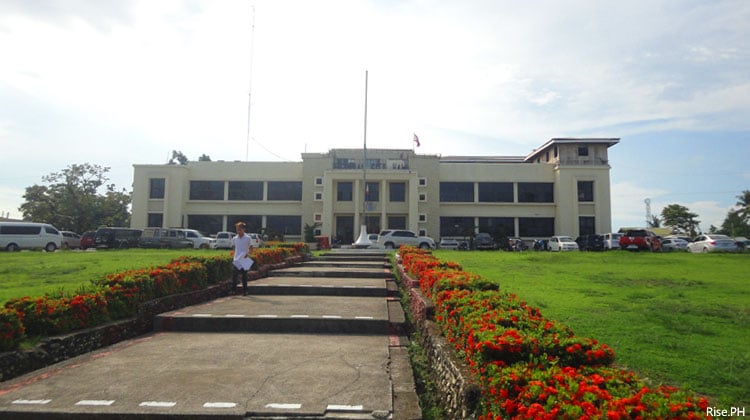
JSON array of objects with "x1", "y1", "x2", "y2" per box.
[{"x1": 130, "y1": 138, "x2": 618, "y2": 243}]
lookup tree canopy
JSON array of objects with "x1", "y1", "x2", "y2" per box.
[
  {"x1": 19, "y1": 163, "x2": 131, "y2": 233},
  {"x1": 660, "y1": 204, "x2": 700, "y2": 237}
]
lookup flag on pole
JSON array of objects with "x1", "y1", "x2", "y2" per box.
[{"x1": 413, "y1": 133, "x2": 420, "y2": 147}]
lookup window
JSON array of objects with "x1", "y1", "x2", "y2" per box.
[
  {"x1": 227, "y1": 215, "x2": 262, "y2": 233},
  {"x1": 365, "y1": 182, "x2": 379, "y2": 202},
  {"x1": 147, "y1": 213, "x2": 163, "y2": 228},
  {"x1": 337, "y1": 182, "x2": 353, "y2": 201},
  {"x1": 190, "y1": 181, "x2": 224, "y2": 200},
  {"x1": 478, "y1": 182, "x2": 513, "y2": 202},
  {"x1": 478, "y1": 217, "x2": 514, "y2": 237},
  {"x1": 418, "y1": 229, "x2": 427, "y2": 236},
  {"x1": 149, "y1": 178, "x2": 165, "y2": 199},
  {"x1": 187, "y1": 215, "x2": 223, "y2": 235},
  {"x1": 440, "y1": 182, "x2": 474, "y2": 202},
  {"x1": 228, "y1": 181, "x2": 263, "y2": 200},
  {"x1": 419, "y1": 193, "x2": 427, "y2": 201},
  {"x1": 389, "y1": 182, "x2": 406, "y2": 202},
  {"x1": 315, "y1": 177, "x2": 323, "y2": 186},
  {"x1": 578, "y1": 181, "x2": 594, "y2": 202},
  {"x1": 314, "y1": 192, "x2": 323, "y2": 201},
  {"x1": 518, "y1": 183, "x2": 554, "y2": 203},
  {"x1": 418, "y1": 177, "x2": 427, "y2": 187},
  {"x1": 419, "y1": 213, "x2": 427, "y2": 222},
  {"x1": 578, "y1": 146, "x2": 589, "y2": 156},
  {"x1": 440, "y1": 217, "x2": 474, "y2": 237},
  {"x1": 314, "y1": 213, "x2": 322, "y2": 222},
  {"x1": 518, "y1": 218, "x2": 554, "y2": 237},
  {"x1": 388, "y1": 216, "x2": 407, "y2": 229},
  {"x1": 579, "y1": 216, "x2": 595, "y2": 236},
  {"x1": 267, "y1": 181, "x2": 302, "y2": 201},
  {"x1": 267, "y1": 215, "x2": 302, "y2": 235}
]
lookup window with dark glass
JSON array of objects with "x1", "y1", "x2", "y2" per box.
[
  {"x1": 440, "y1": 182, "x2": 474, "y2": 202},
  {"x1": 189, "y1": 181, "x2": 224, "y2": 200},
  {"x1": 518, "y1": 182, "x2": 553, "y2": 203},
  {"x1": 579, "y1": 216, "x2": 595, "y2": 236},
  {"x1": 187, "y1": 215, "x2": 223, "y2": 235},
  {"x1": 337, "y1": 182, "x2": 353, "y2": 201},
  {"x1": 267, "y1": 215, "x2": 301, "y2": 235},
  {"x1": 267, "y1": 181, "x2": 302, "y2": 201},
  {"x1": 365, "y1": 182, "x2": 379, "y2": 202},
  {"x1": 518, "y1": 218, "x2": 554, "y2": 237},
  {"x1": 388, "y1": 216, "x2": 406, "y2": 229},
  {"x1": 389, "y1": 182, "x2": 406, "y2": 202},
  {"x1": 147, "y1": 213, "x2": 163, "y2": 228},
  {"x1": 578, "y1": 181, "x2": 594, "y2": 202},
  {"x1": 228, "y1": 181, "x2": 263, "y2": 201},
  {"x1": 149, "y1": 178, "x2": 165, "y2": 199},
  {"x1": 578, "y1": 146, "x2": 589, "y2": 156},
  {"x1": 478, "y1": 182, "x2": 513, "y2": 202},
  {"x1": 440, "y1": 216, "x2": 474, "y2": 237},
  {"x1": 478, "y1": 217, "x2": 515, "y2": 237},
  {"x1": 227, "y1": 215, "x2": 262, "y2": 233}
]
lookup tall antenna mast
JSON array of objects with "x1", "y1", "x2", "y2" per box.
[
  {"x1": 354, "y1": 70, "x2": 372, "y2": 248},
  {"x1": 245, "y1": 4, "x2": 256, "y2": 161},
  {"x1": 645, "y1": 198, "x2": 652, "y2": 227}
]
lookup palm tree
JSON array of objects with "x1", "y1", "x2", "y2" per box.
[{"x1": 736, "y1": 190, "x2": 750, "y2": 222}]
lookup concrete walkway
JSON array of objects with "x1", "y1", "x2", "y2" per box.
[{"x1": 0, "y1": 251, "x2": 421, "y2": 419}]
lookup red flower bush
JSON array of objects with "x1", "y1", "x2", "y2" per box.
[
  {"x1": 398, "y1": 246, "x2": 709, "y2": 419},
  {"x1": 0, "y1": 308, "x2": 24, "y2": 351}
]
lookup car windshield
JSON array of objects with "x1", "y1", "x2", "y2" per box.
[
  {"x1": 560, "y1": 237, "x2": 574, "y2": 242},
  {"x1": 708, "y1": 235, "x2": 730, "y2": 240}
]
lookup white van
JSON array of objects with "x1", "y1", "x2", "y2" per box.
[{"x1": 0, "y1": 222, "x2": 63, "y2": 252}]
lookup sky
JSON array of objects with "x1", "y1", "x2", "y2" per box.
[{"x1": 1, "y1": 0, "x2": 748, "y2": 232}]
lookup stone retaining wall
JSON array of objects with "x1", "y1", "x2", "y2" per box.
[
  {"x1": 0, "y1": 257, "x2": 305, "y2": 382},
  {"x1": 396, "y1": 263, "x2": 481, "y2": 419}
]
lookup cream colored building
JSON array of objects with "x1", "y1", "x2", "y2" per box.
[{"x1": 130, "y1": 138, "x2": 618, "y2": 243}]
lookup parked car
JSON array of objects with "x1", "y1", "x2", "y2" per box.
[
  {"x1": 61, "y1": 231, "x2": 81, "y2": 249},
  {"x1": 377, "y1": 229, "x2": 436, "y2": 249},
  {"x1": 0, "y1": 222, "x2": 62, "y2": 252},
  {"x1": 618, "y1": 229, "x2": 661, "y2": 251},
  {"x1": 661, "y1": 237, "x2": 688, "y2": 252},
  {"x1": 508, "y1": 237, "x2": 529, "y2": 251},
  {"x1": 548, "y1": 236, "x2": 579, "y2": 252},
  {"x1": 80, "y1": 231, "x2": 96, "y2": 250},
  {"x1": 602, "y1": 233, "x2": 622, "y2": 250},
  {"x1": 214, "y1": 231, "x2": 236, "y2": 249},
  {"x1": 439, "y1": 238, "x2": 460, "y2": 250},
  {"x1": 575, "y1": 234, "x2": 604, "y2": 251},
  {"x1": 177, "y1": 228, "x2": 216, "y2": 249},
  {"x1": 733, "y1": 236, "x2": 749, "y2": 251},
  {"x1": 94, "y1": 227, "x2": 143, "y2": 249},
  {"x1": 687, "y1": 234, "x2": 737, "y2": 253},
  {"x1": 474, "y1": 232, "x2": 495, "y2": 250}
]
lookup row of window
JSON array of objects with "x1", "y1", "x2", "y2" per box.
[
  {"x1": 149, "y1": 179, "x2": 303, "y2": 201},
  {"x1": 439, "y1": 215, "x2": 595, "y2": 237},
  {"x1": 147, "y1": 213, "x2": 302, "y2": 236},
  {"x1": 149, "y1": 179, "x2": 594, "y2": 203}
]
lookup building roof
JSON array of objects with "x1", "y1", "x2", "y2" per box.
[{"x1": 525, "y1": 138, "x2": 620, "y2": 162}]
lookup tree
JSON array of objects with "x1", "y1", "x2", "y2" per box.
[
  {"x1": 736, "y1": 190, "x2": 750, "y2": 222},
  {"x1": 19, "y1": 163, "x2": 131, "y2": 233},
  {"x1": 660, "y1": 204, "x2": 700, "y2": 237},
  {"x1": 169, "y1": 150, "x2": 188, "y2": 165},
  {"x1": 198, "y1": 154, "x2": 212, "y2": 162},
  {"x1": 719, "y1": 209, "x2": 750, "y2": 238},
  {"x1": 647, "y1": 215, "x2": 661, "y2": 228}
]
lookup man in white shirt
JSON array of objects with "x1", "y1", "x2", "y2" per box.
[{"x1": 231, "y1": 222, "x2": 254, "y2": 295}]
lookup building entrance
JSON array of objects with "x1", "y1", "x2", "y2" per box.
[{"x1": 335, "y1": 216, "x2": 354, "y2": 245}]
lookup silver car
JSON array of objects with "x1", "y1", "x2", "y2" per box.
[
  {"x1": 377, "y1": 229, "x2": 436, "y2": 249},
  {"x1": 687, "y1": 234, "x2": 736, "y2": 253},
  {"x1": 661, "y1": 237, "x2": 688, "y2": 252}
]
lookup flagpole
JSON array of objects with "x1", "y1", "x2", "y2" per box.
[{"x1": 354, "y1": 70, "x2": 372, "y2": 248}]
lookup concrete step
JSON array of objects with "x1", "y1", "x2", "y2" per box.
[
  {"x1": 243, "y1": 276, "x2": 388, "y2": 297},
  {"x1": 154, "y1": 295, "x2": 407, "y2": 335},
  {"x1": 302, "y1": 260, "x2": 391, "y2": 269},
  {"x1": 316, "y1": 254, "x2": 389, "y2": 262},
  {"x1": 271, "y1": 266, "x2": 393, "y2": 279}
]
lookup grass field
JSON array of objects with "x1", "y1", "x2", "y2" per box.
[
  {"x1": 0, "y1": 248, "x2": 224, "y2": 303},
  {"x1": 435, "y1": 249, "x2": 749, "y2": 406}
]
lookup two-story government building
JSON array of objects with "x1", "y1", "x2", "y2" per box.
[{"x1": 130, "y1": 138, "x2": 619, "y2": 243}]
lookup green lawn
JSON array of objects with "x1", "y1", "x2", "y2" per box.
[
  {"x1": 0, "y1": 248, "x2": 224, "y2": 302},
  {"x1": 435, "y1": 250, "x2": 749, "y2": 406}
]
